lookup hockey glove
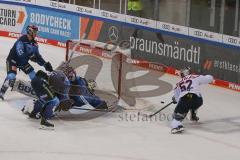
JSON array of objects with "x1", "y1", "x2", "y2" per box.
[
  {"x1": 172, "y1": 96, "x2": 177, "y2": 104},
  {"x1": 55, "y1": 99, "x2": 74, "y2": 112},
  {"x1": 35, "y1": 70, "x2": 49, "y2": 80},
  {"x1": 44, "y1": 62, "x2": 53, "y2": 72},
  {"x1": 87, "y1": 79, "x2": 96, "y2": 92}
]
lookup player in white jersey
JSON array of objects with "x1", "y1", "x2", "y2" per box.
[{"x1": 171, "y1": 67, "x2": 214, "y2": 134}]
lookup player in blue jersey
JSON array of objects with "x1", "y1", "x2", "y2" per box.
[
  {"x1": 0, "y1": 25, "x2": 53, "y2": 100},
  {"x1": 29, "y1": 70, "x2": 72, "y2": 129},
  {"x1": 22, "y1": 65, "x2": 107, "y2": 125},
  {"x1": 59, "y1": 63, "x2": 108, "y2": 110}
]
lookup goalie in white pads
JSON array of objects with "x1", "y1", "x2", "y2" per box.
[{"x1": 171, "y1": 67, "x2": 214, "y2": 134}]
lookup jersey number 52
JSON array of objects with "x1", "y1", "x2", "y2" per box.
[{"x1": 179, "y1": 80, "x2": 193, "y2": 92}]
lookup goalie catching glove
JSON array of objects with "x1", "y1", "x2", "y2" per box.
[
  {"x1": 87, "y1": 79, "x2": 96, "y2": 91},
  {"x1": 55, "y1": 98, "x2": 74, "y2": 112}
]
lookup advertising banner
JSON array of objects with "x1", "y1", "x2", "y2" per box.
[
  {"x1": 25, "y1": 7, "x2": 80, "y2": 42},
  {"x1": 201, "y1": 46, "x2": 240, "y2": 83},
  {"x1": 1, "y1": 0, "x2": 36, "y2": 4},
  {"x1": 0, "y1": 3, "x2": 80, "y2": 42},
  {"x1": 0, "y1": 3, "x2": 27, "y2": 33},
  {"x1": 80, "y1": 17, "x2": 240, "y2": 84},
  {"x1": 129, "y1": 30, "x2": 239, "y2": 84},
  {"x1": 0, "y1": 1, "x2": 239, "y2": 89}
]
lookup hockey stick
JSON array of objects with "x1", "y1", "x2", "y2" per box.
[
  {"x1": 71, "y1": 106, "x2": 114, "y2": 112},
  {"x1": 69, "y1": 100, "x2": 119, "y2": 114},
  {"x1": 147, "y1": 101, "x2": 173, "y2": 118}
]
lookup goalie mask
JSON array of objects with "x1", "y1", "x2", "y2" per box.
[
  {"x1": 60, "y1": 63, "x2": 77, "y2": 81},
  {"x1": 180, "y1": 67, "x2": 191, "y2": 78}
]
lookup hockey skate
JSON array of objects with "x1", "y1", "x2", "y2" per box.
[
  {"x1": 95, "y1": 101, "x2": 108, "y2": 110},
  {"x1": 29, "y1": 112, "x2": 41, "y2": 119},
  {"x1": 21, "y1": 100, "x2": 41, "y2": 119},
  {"x1": 40, "y1": 117, "x2": 54, "y2": 130},
  {"x1": 21, "y1": 104, "x2": 32, "y2": 114},
  {"x1": 190, "y1": 110, "x2": 199, "y2": 122},
  {"x1": 171, "y1": 125, "x2": 184, "y2": 134}
]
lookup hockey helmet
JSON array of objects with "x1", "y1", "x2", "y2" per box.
[
  {"x1": 60, "y1": 63, "x2": 76, "y2": 81},
  {"x1": 180, "y1": 67, "x2": 191, "y2": 78},
  {"x1": 48, "y1": 70, "x2": 70, "y2": 94},
  {"x1": 26, "y1": 25, "x2": 38, "y2": 37}
]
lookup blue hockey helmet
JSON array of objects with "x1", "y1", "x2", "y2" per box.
[{"x1": 26, "y1": 24, "x2": 38, "y2": 37}]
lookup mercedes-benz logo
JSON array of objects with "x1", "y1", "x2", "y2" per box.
[{"x1": 108, "y1": 26, "x2": 119, "y2": 42}]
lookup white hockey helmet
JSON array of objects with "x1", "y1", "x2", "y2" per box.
[{"x1": 180, "y1": 67, "x2": 191, "y2": 78}]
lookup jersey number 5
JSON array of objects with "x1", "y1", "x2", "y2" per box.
[{"x1": 179, "y1": 80, "x2": 193, "y2": 92}]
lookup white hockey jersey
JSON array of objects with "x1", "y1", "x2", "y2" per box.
[{"x1": 173, "y1": 74, "x2": 214, "y2": 102}]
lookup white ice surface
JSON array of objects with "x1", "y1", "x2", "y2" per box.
[{"x1": 0, "y1": 36, "x2": 240, "y2": 160}]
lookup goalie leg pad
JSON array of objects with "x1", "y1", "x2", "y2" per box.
[
  {"x1": 72, "y1": 95, "x2": 105, "y2": 109},
  {"x1": 55, "y1": 98, "x2": 74, "y2": 112},
  {"x1": 12, "y1": 80, "x2": 37, "y2": 99}
]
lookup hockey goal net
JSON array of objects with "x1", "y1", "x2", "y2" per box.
[{"x1": 65, "y1": 39, "x2": 170, "y2": 108}]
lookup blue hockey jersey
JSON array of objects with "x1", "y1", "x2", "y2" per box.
[{"x1": 7, "y1": 35, "x2": 46, "y2": 67}]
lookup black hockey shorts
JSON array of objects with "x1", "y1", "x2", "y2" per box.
[
  {"x1": 19, "y1": 63, "x2": 34, "y2": 74},
  {"x1": 6, "y1": 60, "x2": 34, "y2": 75},
  {"x1": 31, "y1": 76, "x2": 55, "y2": 103},
  {"x1": 174, "y1": 93, "x2": 203, "y2": 116}
]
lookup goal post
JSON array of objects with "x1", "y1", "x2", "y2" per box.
[
  {"x1": 65, "y1": 39, "x2": 125, "y2": 101},
  {"x1": 65, "y1": 39, "x2": 171, "y2": 109}
]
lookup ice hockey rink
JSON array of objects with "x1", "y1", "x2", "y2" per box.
[{"x1": 0, "y1": 36, "x2": 239, "y2": 160}]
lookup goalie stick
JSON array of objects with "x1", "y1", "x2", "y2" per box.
[{"x1": 69, "y1": 100, "x2": 119, "y2": 114}]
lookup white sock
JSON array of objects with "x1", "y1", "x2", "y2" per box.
[{"x1": 171, "y1": 119, "x2": 182, "y2": 129}]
